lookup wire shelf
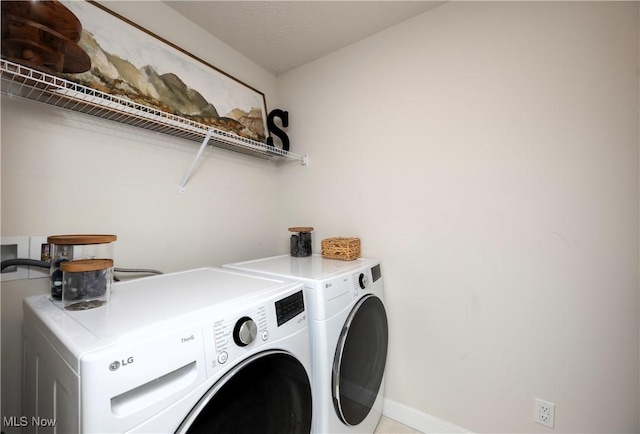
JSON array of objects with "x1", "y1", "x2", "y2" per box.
[{"x1": 1, "y1": 59, "x2": 307, "y2": 163}]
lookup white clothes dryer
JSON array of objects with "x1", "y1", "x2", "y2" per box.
[
  {"x1": 23, "y1": 267, "x2": 312, "y2": 433},
  {"x1": 224, "y1": 255, "x2": 388, "y2": 434}
]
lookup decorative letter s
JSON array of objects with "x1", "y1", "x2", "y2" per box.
[{"x1": 266, "y1": 109, "x2": 290, "y2": 152}]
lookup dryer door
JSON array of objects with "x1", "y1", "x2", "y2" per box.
[
  {"x1": 332, "y1": 294, "x2": 388, "y2": 426},
  {"x1": 177, "y1": 351, "x2": 312, "y2": 434}
]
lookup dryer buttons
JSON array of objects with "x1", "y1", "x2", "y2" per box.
[
  {"x1": 358, "y1": 273, "x2": 369, "y2": 290},
  {"x1": 233, "y1": 316, "x2": 258, "y2": 347}
]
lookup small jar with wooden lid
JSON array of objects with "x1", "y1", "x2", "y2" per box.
[
  {"x1": 289, "y1": 227, "x2": 313, "y2": 257},
  {"x1": 60, "y1": 259, "x2": 113, "y2": 310},
  {"x1": 47, "y1": 234, "x2": 116, "y2": 300}
]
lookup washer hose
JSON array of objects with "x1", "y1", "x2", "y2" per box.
[
  {"x1": 1, "y1": 258, "x2": 163, "y2": 276},
  {"x1": 1, "y1": 258, "x2": 49, "y2": 271}
]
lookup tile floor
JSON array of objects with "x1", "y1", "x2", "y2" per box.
[{"x1": 374, "y1": 416, "x2": 423, "y2": 433}]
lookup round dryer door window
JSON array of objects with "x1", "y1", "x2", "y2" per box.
[
  {"x1": 332, "y1": 294, "x2": 389, "y2": 426},
  {"x1": 178, "y1": 351, "x2": 312, "y2": 434}
]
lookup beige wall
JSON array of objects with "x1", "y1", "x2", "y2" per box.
[
  {"x1": 277, "y1": 1, "x2": 639, "y2": 433},
  {"x1": 1, "y1": 1, "x2": 638, "y2": 433}
]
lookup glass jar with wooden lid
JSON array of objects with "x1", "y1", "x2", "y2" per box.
[
  {"x1": 289, "y1": 227, "x2": 313, "y2": 257},
  {"x1": 60, "y1": 258, "x2": 113, "y2": 310},
  {"x1": 47, "y1": 234, "x2": 116, "y2": 300}
]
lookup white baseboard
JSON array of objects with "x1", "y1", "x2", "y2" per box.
[{"x1": 382, "y1": 398, "x2": 472, "y2": 434}]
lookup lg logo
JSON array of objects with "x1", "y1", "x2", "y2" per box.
[{"x1": 109, "y1": 357, "x2": 134, "y2": 371}]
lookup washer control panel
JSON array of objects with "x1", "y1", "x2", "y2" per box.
[
  {"x1": 202, "y1": 288, "x2": 306, "y2": 378},
  {"x1": 211, "y1": 305, "x2": 266, "y2": 365},
  {"x1": 275, "y1": 290, "x2": 305, "y2": 326}
]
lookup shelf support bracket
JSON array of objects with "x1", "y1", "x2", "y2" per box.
[{"x1": 179, "y1": 129, "x2": 213, "y2": 193}]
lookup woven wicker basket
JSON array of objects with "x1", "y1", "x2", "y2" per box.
[{"x1": 321, "y1": 237, "x2": 361, "y2": 261}]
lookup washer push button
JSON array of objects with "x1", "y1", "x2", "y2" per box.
[{"x1": 217, "y1": 351, "x2": 228, "y2": 364}]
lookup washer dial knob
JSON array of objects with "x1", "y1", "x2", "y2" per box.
[
  {"x1": 233, "y1": 316, "x2": 258, "y2": 347},
  {"x1": 358, "y1": 273, "x2": 369, "y2": 289}
]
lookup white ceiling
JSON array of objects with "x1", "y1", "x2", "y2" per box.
[{"x1": 164, "y1": 1, "x2": 445, "y2": 76}]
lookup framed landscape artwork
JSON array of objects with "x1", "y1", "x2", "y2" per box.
[{"x1": 62, "y1": 0, "x2": 268, "y2": 142}]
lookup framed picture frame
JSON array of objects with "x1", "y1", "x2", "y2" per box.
[{"x1": 62, "y1": 0, "x2": 268, "y2": 142}]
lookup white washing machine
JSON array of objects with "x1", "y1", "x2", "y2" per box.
[
  {"x1": 23, "y1": 267, "x2": 312, "y2": 433},
  {"x1": 224, "y1": 255, "x2": 388, "y2": 434}
]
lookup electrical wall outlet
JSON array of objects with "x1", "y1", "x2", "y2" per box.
[{"x1": 535, "y1": 398, "x2": 555, "y2": 428}]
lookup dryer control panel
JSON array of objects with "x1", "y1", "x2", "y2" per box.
[{"x1": 315, "y1": 263, "x2": 383, "y2": 321}]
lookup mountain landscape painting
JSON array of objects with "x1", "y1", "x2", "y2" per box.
[{"x1": 61, "y1": 0, "x2": 267, "y2": 142}]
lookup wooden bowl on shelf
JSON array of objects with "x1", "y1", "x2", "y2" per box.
[{"x1": 1, "y1": 1, "x2": 90, "y2": 74}]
